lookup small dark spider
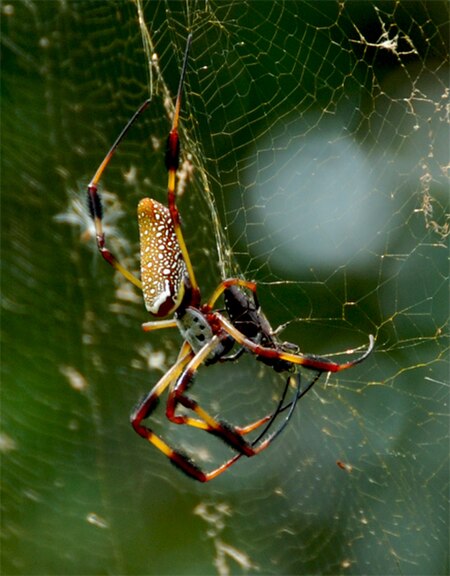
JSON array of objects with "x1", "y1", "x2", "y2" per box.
[{"x1": 87, "y1": 35, "x2": 374, "y2": 482}]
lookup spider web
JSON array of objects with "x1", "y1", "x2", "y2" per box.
[{"x1": 1, "y1": 1, "x2": 448, "y2": 575}]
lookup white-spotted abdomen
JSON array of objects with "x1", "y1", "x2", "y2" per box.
[{"x1": 138, "y1": 198, "x2": 187, "y2": 317}]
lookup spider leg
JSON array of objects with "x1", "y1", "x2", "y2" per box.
[
  {"x1": 193, "y1": 372, "x2": 303, "y2": 482},
  {"x1": 130, "y1": 347, "x2": 216, "y2": 481},
  {"x1": 204, "y1": 371, "x2": 315, "y2": 480},
  {"x1": 165, "y1": 334, "x2": 300, "y2": 457},
  {"x1": 218, "y1": 346, "x2": 247, "y2": 363},
  {"x1": 247, "y1": 370, "x2": 323, "y2": 454},
  {"x1": 275, "y1": 371, "x2": 322, "y2": 417},
  {"x1": 217, "y1": 315, "x2": 375, "y2": 372},
  {"x1": 131, "y1": 347, "x2": 193, "y2": 429},
  {"x1": 165, "y1": 341, "x2": 217, "y2": 432},
  {"x1": 87, "y1": 100, "x2": 152, "y2": 289},
  {"x1": 206, "y1": 278, "x2": 258, "y2": 310},
  {"x1": 130, "y1": 336, "x2": 262, "y2": 482},
  {"x1": 142, "y1": 318, "x2": 178, "y2": 332},
  {"x1": 164, "y1": 34, "x2": 200, "y2": 307},
  {"x1": 165, "y1": 338, "x2": 276, "y2": 434},
  {"x1": 133, "y1": 335, "x2": 304, "y2": 482},
  {"x1": 248, "y1": 372, "x2": 302, "y2": 447}
]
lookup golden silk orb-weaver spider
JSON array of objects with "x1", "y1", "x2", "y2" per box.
[{"x1": 87, "y1": 34, "x2": 374, "y2": 482}]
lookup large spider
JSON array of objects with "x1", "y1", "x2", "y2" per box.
[{"x1": 87, "y1": 35, "x2": 374, "y2": 482}]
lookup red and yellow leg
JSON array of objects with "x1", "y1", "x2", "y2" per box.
[
  {"x1": 130, "y1": 347, "x2": 216, "y2": 480},
  {"x1": 164, "y1": 335, "x2": 298, "y2": 457},
  {"x1": 132, "y1": 334, "x2": 303, "y2": 482},
  {"x1": 206, "y1": 278, "x2": 258, "y2": 310},
  {"x1": 217, "y1": 315, "x2": 375, "y2": 372},
  {"x1": 163, "y1": 34, "x2": 201, "y2": 309},
  {"x1": 87, "y1": 100, "x2": 152, "y2": 289}
]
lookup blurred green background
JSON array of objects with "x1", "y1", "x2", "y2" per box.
[{"x1": 2, "y1": 1, "x2": 448, "y2": 574}]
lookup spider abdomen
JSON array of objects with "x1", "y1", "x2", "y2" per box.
[{"x1": 138, "y1": 198, "x2": 187, "y2": 317}]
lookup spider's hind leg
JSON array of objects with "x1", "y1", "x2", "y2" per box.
[{"x1": 165, "y1": 335, "x2": 298, "y2": 457}]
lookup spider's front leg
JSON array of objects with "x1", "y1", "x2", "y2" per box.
[{"x1": 87, "y1": 100, "x2": 152, "y2": 290}]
